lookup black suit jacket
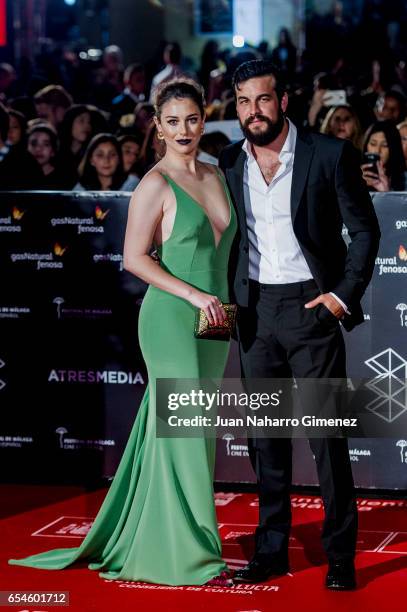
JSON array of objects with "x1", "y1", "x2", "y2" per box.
[{"x1": 219, "y1": 130, "x2": 381, "y2": 331}]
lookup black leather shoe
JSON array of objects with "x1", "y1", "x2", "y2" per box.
[
  {"x1": 325, "y1": 559, "x2": 356, "y2": 590},
  {"x1": 234, "y1": 556, "x2": 289, "y2": 583}
]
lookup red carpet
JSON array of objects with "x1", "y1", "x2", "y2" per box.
[{"x1": 1, "y1": 486, "x2": 407, "y2": 611}]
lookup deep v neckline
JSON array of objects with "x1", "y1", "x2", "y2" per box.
[{"x1": 162, "y1": 172, "x2": 232, "y2": 250}]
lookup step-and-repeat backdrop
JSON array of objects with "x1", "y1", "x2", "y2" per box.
[{"x1": 0, "y1": 191, "x2": 406, "y2": 488}]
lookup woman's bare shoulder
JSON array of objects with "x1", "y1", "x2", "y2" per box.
[
  {"x1": 136, "y1": 167, "x2": 169, "y2": 191},
  {"x1": 130, "y1": 167, "x2": 171, "y2": 205}
]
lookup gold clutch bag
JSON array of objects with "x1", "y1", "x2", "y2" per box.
[{"x1": 194, "y1": 303, "x2": 237, "y2": 340}]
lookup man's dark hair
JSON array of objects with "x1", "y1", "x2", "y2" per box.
[
  {"x1": 0, "y1": 101, "x2": 9, "y2": 142},
  {"x1": 165, "y1": 42, "x2": 181, "y2": 65},
  {"x1": 384, "y1": 90, "x2": 406, "y2": 117},
  {"x1": 232, "y1": 59, "x2": 286, "y2": 102}
]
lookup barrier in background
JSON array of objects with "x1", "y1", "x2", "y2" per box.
[
  {"x1": 0, "y1": 191, "x2": 406, "y2": 488},
  {"x1": 0, "y1": 191, "x2": 147, "y2": 482},
  {"x1": 216, "y1": 192, "x2": 407, "y2": 489}
]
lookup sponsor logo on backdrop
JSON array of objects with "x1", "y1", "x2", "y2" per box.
[
  {"x1": 0, "y1": 357, "x2": 5, "y2": 391},
  {"x1": 396, "y1": 440, "x2": 407, "y2": 464},
  {"x1": 55, "y1": 427, "x2": 67, "y2": 448},
  {"x1": 50, "y1": 205, "x2": 110, "y2": 234},
  {"x1": 0, "y1": 305, "x2": 31, "y2": 319},
  {"x1": 222, "y1": 433, "x2": 249, "y2": 457},
  {"x1": 349, "y1": 447, "x2": 372, "y2": 462},
  {"x1": 222, "y1": 433, "x2": 234, "y2": 455},
  {"x1": 0, "y1": 434, "x2": 33, "y2": 448},
  {"x1": 376, "y1": 245, "x2": 407, "y2": 275},
  {"x1": 48, "y1": 369, "x2": 144, "y2": 384},
  {"x1": 93, "y1": 252, "x2": 123, "y2": 271},
  {"x1": 55, "y1": 426, "x2": 115, "y2": 451},
  {"x1": 363, "y1": 313, "x2": 371, "y2": 321},
  {"x1": 53, "y1": 297, "x2": 64, "y2": 319},
  {"x1": 395, "y1": 220, "x2": 407, "y2": 230},
  {"x1": 396, "y1": 303, "x2": 407, "y2": 327},
  {"x1": 364, "y1": 348, "x2": 407, "y2": 422},
  {"x1": 52, "y1": 296, "x2": 112, "y2": 320},
  {"x1": 95, "y1": 205, "x2": 109, "y2": 220},
  {"x1": 0, "y1": 206, "x2": 25, "y2": 232},
  {"x1": 10, "y1": 243, "x2": 68, "y2": 270}
]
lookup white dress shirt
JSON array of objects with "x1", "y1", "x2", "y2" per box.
[
  {"x1": 242, "y1": 119, "x2": 348, "y2": 312},
  {"x1": 243, "y1": 119, "x2": 312, "y2": 284}
]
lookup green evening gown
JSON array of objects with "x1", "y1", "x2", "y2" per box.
[{"x1": 9, "y1": 171, "x2": 237, "y2": 585}]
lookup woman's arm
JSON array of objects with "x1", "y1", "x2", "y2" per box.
[{"x1": 123, "y1": 171, "x2": 225, "y2": 324}]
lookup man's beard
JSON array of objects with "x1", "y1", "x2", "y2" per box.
[{"x1": 240, "y1": 110, "x2": 285, "y2": 146}]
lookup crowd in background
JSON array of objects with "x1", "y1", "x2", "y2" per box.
[{"x1": 0, "y1": 6, "x2": 406, "y2": 193}]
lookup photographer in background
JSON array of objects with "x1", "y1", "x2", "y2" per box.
[
  {"x1": 307, "y1": 72, "x2": 346, "y2": 130},
  {"x1": 397, "y1": 120, "x2": 407, "y2": 189},
  {"x1": 361, "y1": 120, "x2": 405, "y2": 192}
]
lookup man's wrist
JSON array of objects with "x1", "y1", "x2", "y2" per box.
[{"x1": 329, "y1": 292, "x2": 350, "y2": 315}]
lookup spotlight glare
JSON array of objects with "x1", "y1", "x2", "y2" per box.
[
  {"x1": 233, "y1": 35, "x2": 245, "y2": 48},
  {"x1": 64, "y1": 0, "x2": 76, "y2": 5}
]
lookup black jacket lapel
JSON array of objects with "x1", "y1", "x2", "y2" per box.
[
  {"x1": 291, "y1": 131, "x2": 315, "y2": 221},
  {"x1": 226, "y1": 147, "x2": 248, "y2": 242}
]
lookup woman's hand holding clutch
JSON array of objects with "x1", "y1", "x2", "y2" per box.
[{"x1": 187, "y1": 289, "x2": 226, "y2": 326}]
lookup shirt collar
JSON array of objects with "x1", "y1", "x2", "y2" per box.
[{"x1": 242, "y1": 118, "x2": 297, "y2": 164}]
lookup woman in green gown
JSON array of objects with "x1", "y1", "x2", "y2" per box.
[{"x1": 9, "y1": 79, "x2": 237, "y2": 586}]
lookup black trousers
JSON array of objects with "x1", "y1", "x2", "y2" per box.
[{"x1": 238, "y1": 279, "x2": 357, "y2": 563}]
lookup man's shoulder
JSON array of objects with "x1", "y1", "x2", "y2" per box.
[
  {"x1": 219, "y1": 139, "x2": 245, "y2": 169},
  {"x1": 297, "y1": 129, "x2": 348, "y2": 158}
]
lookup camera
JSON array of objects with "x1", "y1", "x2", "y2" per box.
[
  {"x1": 362, "y1": 152, "x2": 380, "y2": 176},
  {"x1": 322, "y1": 89, "x2": 347, "y2": 107}
]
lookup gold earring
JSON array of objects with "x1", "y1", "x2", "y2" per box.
[{"x1": 157, "y1": 132, "x2": 164, "y2": 140}]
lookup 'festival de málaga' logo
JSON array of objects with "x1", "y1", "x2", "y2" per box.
[
  {"x1": 396, "y1": 303, "x2": 407, "y2": 328},
  {"x1": 396, "y1": 440, "x2": 407, "y2": 464},
  {"x1": 376, "y1": 245, "x2": 407, "y2": 275},
  {"x1": 52, "y1": 296, "x2": 112, "y2": 320}
]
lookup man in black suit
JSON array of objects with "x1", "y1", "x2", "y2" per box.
[{"x1": 219, "y1": 60, "x2": 380, "y2": 590}]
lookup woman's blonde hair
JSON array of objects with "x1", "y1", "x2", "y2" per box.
[{"x1": 320, "y1": 104, "x2": 363, "y2": 150}]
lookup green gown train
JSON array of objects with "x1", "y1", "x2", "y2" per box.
[{"x1": 9, "y1": 171, "x2": 237, "y2": 585}]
